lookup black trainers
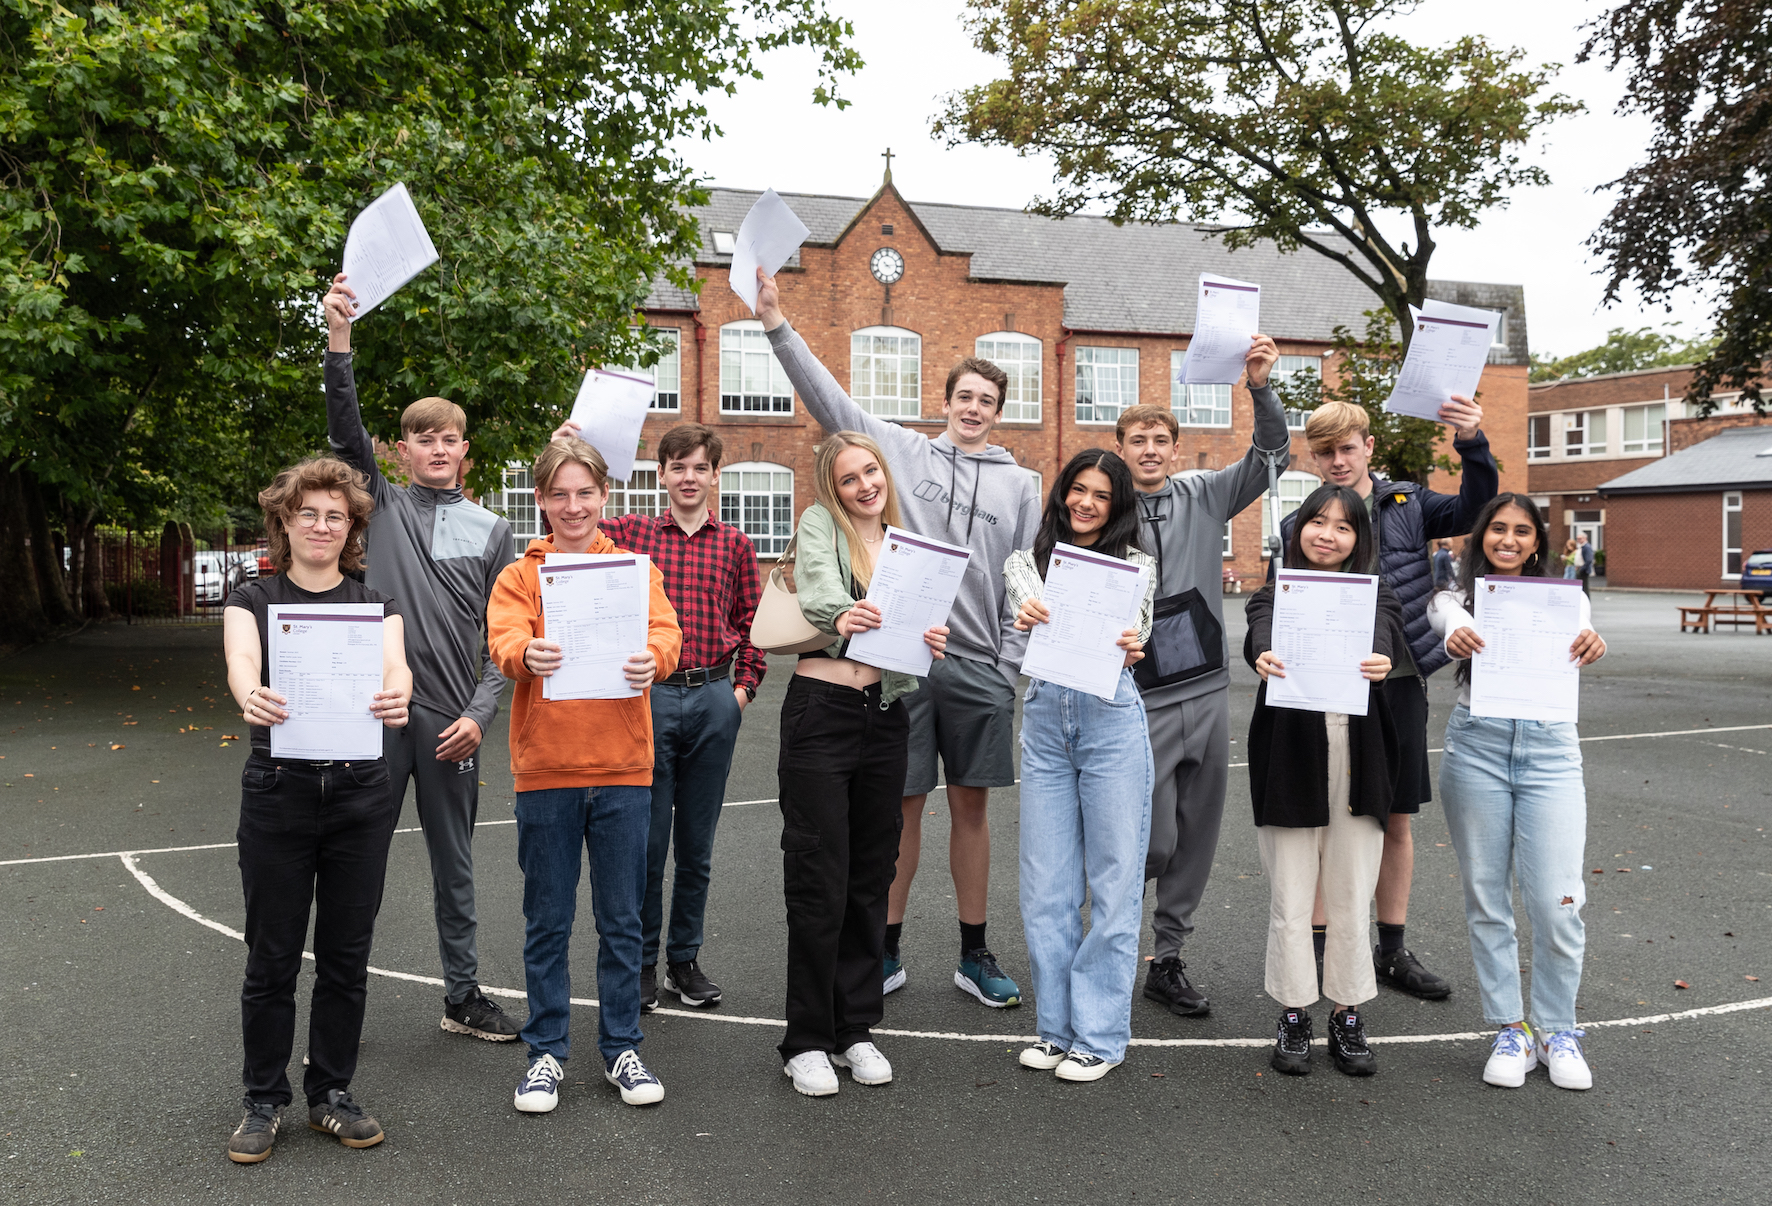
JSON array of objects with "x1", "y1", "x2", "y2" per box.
[
  {"x1": 1271, "y1": 1008, "x2": 1313, "y2": 1075},
  {"x1": 1374, "y1": 945, "x2": 1452, "y2": 1000},
  {"x1": 640, "y1": 963, "x2": 659, "y2": 1013},
  {"x1": 1328, "y1": 1007, "x2": 1378, "y2": 1076},
  {"x1": 307, "y1": 1089, "x2": 384, "y2": 1149},
  {"x1": 1143, "y1": 955, "x2": 1210, "y2": 1017},
  {"x1": 665, "y1": 958, "x2": 722, "y2": 1007},
  {"x1": 441, "y1": 989, "x2": 521, "y2": 1041},
  {"x1": 226, "y1": 1099, "x2": 280, "y2": 1164}
]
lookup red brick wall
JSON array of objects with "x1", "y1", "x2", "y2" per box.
[
  {"x1": 1529, "y1": 367, "x2": 1693, "y2": 414},
  {"x1": 1603, "y1": 488, "x2": 1772, "y2": 588},
  {"x1": 1669, "y1": 413, "x2": 1772, "y2": 453}
]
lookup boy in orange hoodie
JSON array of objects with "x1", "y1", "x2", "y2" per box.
[{"x1": 487, "y1": 438, "x2": 681, "y2": 1115}]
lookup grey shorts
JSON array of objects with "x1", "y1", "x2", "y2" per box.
[{"x1": 902, "y1": 653, "x2": 1017, "y2": 797}]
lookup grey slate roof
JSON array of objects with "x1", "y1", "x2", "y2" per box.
[
  {"x1": 645, "y1": 187, "x2": 1529, "y2": 363},
  {"x1": 1599, "y1": 425, "x2": 1772, "y2": 494}
]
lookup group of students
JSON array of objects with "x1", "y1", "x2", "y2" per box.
[{"x1": 216, "y1": 267, "x2": 1605, "y2": 1163}]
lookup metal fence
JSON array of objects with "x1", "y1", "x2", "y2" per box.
[{"x1": 87, "y1": 525, "x2": 272, "y2": 624}]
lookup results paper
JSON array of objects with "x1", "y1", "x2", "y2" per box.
[
  {"x1": 267, "y1": 603, "x2": 386, "y2": 760},
  {"x1": 1383, "y1": 298, "x2": 1501, "y2": 423},
  {"x1": 566, "y1": 369, "x2": 654, "y2": 484},
  {"x1": 539, "y1": 554, "x2": 651, "y2": 700},
  {"x1": 1266, "y1": 570, "x2": 1379, "y2": 716},
  {"x1": 846, "y1": 527, "x2": 972, "y2": 676},
  {"x1": 729, "y1": 189, "x2": 811, "y2": 313},
  {"x1": 1020, "y1": 543, "x2": 1150, "y2": 702},
  {"x1": 340, "y1": 183, "x2": 439, "y2": 322},
  {"x1": 1181, "y1": 273, "x2": 1261, "y2": 385},
  {"x1": 1470, "y1": 575, "x2": 1582, "y2": 724}
]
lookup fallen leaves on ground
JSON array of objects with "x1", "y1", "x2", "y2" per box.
[{"x1": 1674, "y1": 980, "x2": 1690, "y2": 989}]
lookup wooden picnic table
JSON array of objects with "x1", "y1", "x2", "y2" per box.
[{"x1": 1680, "y1": 589, "x2": 1771, "y2": 634}]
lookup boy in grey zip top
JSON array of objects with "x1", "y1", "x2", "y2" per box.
[{"x1": 322, "y1": 275, "x2": 519, "y2": 1042}]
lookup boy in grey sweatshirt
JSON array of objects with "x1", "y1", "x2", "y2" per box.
[{"x1": 757, "y1": 270, "x2": 1039, "y2": 1009}]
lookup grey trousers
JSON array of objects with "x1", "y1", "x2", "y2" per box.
[
  {"x1": 385, "y1": 700, "x2": 481, "y2": 1004},
  {"x1": 1142, "y1": 689, "x2": 1231, "y2": 960}
]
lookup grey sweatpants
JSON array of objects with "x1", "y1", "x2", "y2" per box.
[
  {"x1": 1142, "y1": 689, "x2": 1231, "y2": 960},
  {"x1": 385, "y1": 700, "x2": 481, "y2": 1004}
]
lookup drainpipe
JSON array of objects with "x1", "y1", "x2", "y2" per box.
[
  {"x1": 693, "y1": 312, "x2": 708, "y2": 424},
  {"x1": 1055, "y1": 325, "x2": 1072, "y2": 478}
]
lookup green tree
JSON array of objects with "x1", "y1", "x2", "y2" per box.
[
  {"x1": 1528, "y1": 325, "x2": 1719, "y2": 383},
  {"x1": 934, "y1": 0, "x2": 1579, "y2": 348}
]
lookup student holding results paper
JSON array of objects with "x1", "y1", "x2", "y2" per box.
[
  {"x1": 1244, "y1": 484, "x2": 1403, "y2": 1079},
  {"x1": 1427, "y1": 495, "x2": 1606, "y2": 1093},
  {"x1": 1003, "y1": 450, "x2": 1155, "y2": 1083},
  {"x1": 221, "y1": 457, "x2": 412, "y2": 1164}
]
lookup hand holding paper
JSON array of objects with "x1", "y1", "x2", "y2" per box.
[
  {"x1": 1181, "y1": 274, "x2": 1262, "y2": 385},
  {"x1": 565, "y1": 369, "x2": 654, "y2": 483},
  {"x1": 729, "y1": 189, "x2": 810, "y2": 313},
  {"x1": 1383, "y1": 298, "x2": 1501, "y2": 424},
  {"x1": 340, "y1": 183, "x2": 439, "y2": 321}
]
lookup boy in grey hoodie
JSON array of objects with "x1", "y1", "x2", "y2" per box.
[{"x1": 757, "y1": 270, "x2": 1040, "y2": 1009}]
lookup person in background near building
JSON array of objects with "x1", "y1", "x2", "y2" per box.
[
  {"x1": 1433, "y1": 540, "x2": 1456, "y2": 589},
  {"x1": 321, "y1": 277, "x2": 519, "y2": 1042},
  {"x1": 1428, "y1": 494, "x2": 1605, "y2": 1091},
  {"x1": 1111, "y1": 332, "x2": 1283, "y2": 1019},
  {"x1": 222, "y1": 456, "x2": 413, "y2": 1163},
  {"x1": 1576, "y1": 533, "x2": 1595, "y2": 595},
  {"x1": 1559, "y1": 538, "x2": 1580, "y2": 580},
  {"x1": 755, "y1": 267, "x2": 1040, "y2": 1010},
  {"x1": 488, "y1": 438, "x2": 682, "y2": 1115},
  {"x1": 552, "y1": 419, "x2": 766, "y2": 1012},
  {"x1": 1005, "y1": 450, "x2": 1155, "y2": 1083},
  {"x1": 1280, "y1": 397, "x2": 1498, "y2": 1000},
  {"x1": 776, "y1": 432, "x2": 949, "y2": 1096}
]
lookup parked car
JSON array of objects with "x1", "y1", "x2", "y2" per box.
[
  {"x1": 1742, "y1": 549, "x2": 1772, "y2": 601},
  {"x1": 193, "y1": 551, "x2": 258, "y2": 604}
]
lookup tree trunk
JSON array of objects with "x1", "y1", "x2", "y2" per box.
[
  {"x1": 22, "y1": 472, "x2": 79, "y2": 626},
  {"x1": 73, "y1": 514, "x2": 111, "y2": 620},
  {"x1": 0, "y1": 468, "x2": 50, "y2": 644}
]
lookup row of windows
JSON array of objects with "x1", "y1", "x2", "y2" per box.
[{"x1": 1528, "y1": 403, "x2": 1667, "y2": 460}]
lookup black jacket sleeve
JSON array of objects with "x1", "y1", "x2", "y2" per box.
[
  {"x1": 1374, "y1": 579, "x2": 1403, "y2": 660},
  {"x1": 324, "y1": 351, "x2": 389, "y2": 504},
  {"x1": 1243, "y1": 584, "x2": 1276, "y2": 668},
  {"x1": 1420, "y1": 431, "x2": 1499, "y2": 540}
]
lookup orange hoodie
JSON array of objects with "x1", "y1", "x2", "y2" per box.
[{"x1": 487, "y1": 534, "x2": 682, "y2": 791}]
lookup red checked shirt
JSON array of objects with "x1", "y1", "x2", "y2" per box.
[{"x1": 598, "y1": 512, "x2": 767, "y2": 694}]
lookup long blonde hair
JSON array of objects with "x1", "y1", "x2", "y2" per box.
[{"x1": 812, "y1": 431, "x2": 903, "y2": 590}]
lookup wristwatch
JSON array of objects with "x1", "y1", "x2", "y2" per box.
[{"x1": 742, "y1": 685, "x2": 757, "y2": 702}]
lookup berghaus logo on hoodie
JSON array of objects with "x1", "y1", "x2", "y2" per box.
[{"x1": 911, "y1": 479, "x2": 1000, "y2": 526}]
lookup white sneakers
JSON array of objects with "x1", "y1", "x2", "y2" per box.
[
  {"x1": 784, "y1": 1051, "x2": 841, "y2": 1097},
  {"x1": 1483, "y1": 1025, "x2": 1593, "y2": 1090},
  {"x1": 1537, "y1": 1029, "x2": 1593, "y2": 1090},
  {"x1": 831, "y1": 1042, "x2": 894, "y2": 1085},
  {"x1": 1054, "y1": 1051, "x2": 1121, "y2": 1082},
  {"x1": 1018, "y1": 1041, "x2": 1068, "y2": 1070},
  {"x1": 514, "y1": 1053, "x2": 565, "y2": 1113},
  {"x1": 1482, "y1": 1025, "x2": 1538, "y2": 1087}
]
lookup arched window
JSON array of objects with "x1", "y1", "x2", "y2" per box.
[
  {"x1": 720, "y1": 321, "x2": 793, "y2": 414},
  {"x1": 719, "y1": 462, "x2": 795, "y2": 556},
  {"x1": 976, "y1": 332, "x2": 1042, "y2": 423},
  {"x1": 1169, "y1": 350, "x2": 1232, "y2": 427},
  {"x1": 608, "y1": 461, "x2": 666, "y2": 515},
  {"x1": 1076, "y1": 346, "x2": 1138, "y2": 424},
  {"x1": 851, "y1": 326, "x2": 922, "y2": 419}
]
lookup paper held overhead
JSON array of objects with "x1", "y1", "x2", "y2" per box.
[
  {"x1": 1382, "y1": 299, "x2": 1501, "y2": 423},
  {"x1": 1180, "y1": 273, "x2": 1262, "y2": 385},
  {"x1": 565, "y1": 369, "x2": 654, "y2": 484},
  {"x1": 340, "y1": 183, "x2": 439, "y2": 322},
  {"x1": 729, "y1": 189, "x2": 811, "y2": 313}
]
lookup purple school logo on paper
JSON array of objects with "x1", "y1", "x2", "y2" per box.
[
  {"x1": 281, "y1": 623, "x2": 291, "y2": 633},
  {"x1": 545, "y1": 576, "x2": 554, "y2": 585},
  {"x1": 891, "y1": 543, "x2": 899, "y2": 552},
  {"x1": 1487, "y1": 583, "x2": 1497, "y2": 592},
  {"x1": 1281, "y1": 584, "x2": 1290, "y2": 593}
]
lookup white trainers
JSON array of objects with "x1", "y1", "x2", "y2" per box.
[
  {"x1": 1054, "y1": 1051, "x2": 1121, "y2": 1082},
  {"x1": 514, "y1": 1053, "x2": 564, "y2": 1113},
  {"x1": 831, "y1": 1041, "x2": 893, "y2": 1085},
  {"x1": 1482, "y1": 1025, "x2": 1538, "y2": 1088},
  {"x1": 603, "y1": 1049, "x2": 665, "y2": 1106},
  {"x1": 1019, "y1": 1040, "x2": 1068, "y2": 1070},
  {"x1": 1537, "y1": 1028, "x2": 1593, "y2": 1091},
  {"x1": 783, "y1": 1050, "x2": 840, "y2": 1097}
]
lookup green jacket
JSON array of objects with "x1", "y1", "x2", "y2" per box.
[{"x1": 793, "y1": 502, "x2": 920, "y2": 708}]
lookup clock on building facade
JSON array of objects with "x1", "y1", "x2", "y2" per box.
[{"x1": 869, "y1": 247, "x2": 905, "y2": 285}]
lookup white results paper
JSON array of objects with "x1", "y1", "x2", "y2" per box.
[
  {"x1": 1383, "y1": 299, "x2": 1501, "y2": 423},
  {"x1": 566, "y1": 369, "x2": 654, "y2": 484},
  {"x1": 1020, "y1": 543, "x2": 1151, "y2": 702},
  {"x1": 340, "y1": 183, "x2": 439, "y2": 322},
  {"x1": 1266, "y1": 570, "x2": 1379, "y2": 716},
  {"x1": 1469, "y1": 575, "x2": 1582, "y2": 724},
  {"x1": 728, "y1": 189, "x2": 811, "y2": 313},
  {"x1": 846, "y1": 527, "x2": 972, "y2": 677},
  {"x1": 539, "y1": 554, "x2": 651, "y2": 700},
  {"x1": 267, "y1": 603, "x2": 386, "y2": 759},
  {"x1": 1181, "y1": 273, "x2": 1262, "y2": 385}
]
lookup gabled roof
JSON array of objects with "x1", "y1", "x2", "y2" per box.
[
  {"x1": 645, "y1": 187, "x2": 1529, "y2": 362},
  {"x1": 1599, "y1": 425, "x2": 1772, "y2": 494}
]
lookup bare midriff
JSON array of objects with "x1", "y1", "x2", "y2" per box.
[{"x1": 793, "y1": 655, "x2": 882, "y2": 690}]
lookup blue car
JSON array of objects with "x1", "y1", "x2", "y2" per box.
[{"x1": 1743, "y1": 549, "x2": 1772, "y2": 601}]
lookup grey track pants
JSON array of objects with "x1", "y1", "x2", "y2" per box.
[
  {"x1": 384, "y1": 701, "x2": 481, "y2": 1003},
  {"x1": 1142, "y1": 689, "x2": 1231, "y2": 960}
]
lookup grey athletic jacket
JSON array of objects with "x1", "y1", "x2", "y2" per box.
[
  {"x1": 325, "y1": 352, "x2": 512, "y2": 730},
  {"x1": 766, "y1": 321, "x2": 1042, "y2": 681}
]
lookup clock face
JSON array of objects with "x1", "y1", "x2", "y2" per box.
[{"x1": 870, "y1": 247, "x2": 905, "y2": 285}]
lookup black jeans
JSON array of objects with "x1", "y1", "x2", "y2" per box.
[
  {"x1": 237, "y1": 754, "x2": 399, "y2": 1106},
  {"x1": 776, "y1": 676, "x2": 908, "y2": 1060}
]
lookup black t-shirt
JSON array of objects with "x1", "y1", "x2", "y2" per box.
[{"x1": 226, "y1": 574, "x2": 401, "y2": 754}]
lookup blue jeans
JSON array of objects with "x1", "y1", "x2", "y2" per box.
[
  {"x1": 515, "y1": 785, "x2": 651, "y2": 1064},
  {"x1": 1018, "y1": 671, "x2": 1155, "y2": 1062},
  {"x1": 1439, "y1": 706, "x2": 1588, "y2": 1034},
  {"x1": 643, "y1": 683, "x2": 744, "y2": 967}
]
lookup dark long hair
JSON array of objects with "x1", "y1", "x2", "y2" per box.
[
  {"x1": 1283, "y1": 484, "x2": 1375, "y2": 574},
  {"x1": 1033, "y1": 449, "x2": 1142, "y2": 575},
  {"x1": 1452, "y1": 493, "x2": 1550, "y2": 685}
]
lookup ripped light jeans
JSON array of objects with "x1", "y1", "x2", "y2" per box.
[{"x1": 1439, "y1": 706, "x2": 1588, "y2": 1034}]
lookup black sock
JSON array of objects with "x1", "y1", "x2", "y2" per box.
[
  {"x1": 960, "y1": 920, "x2": 987, "y2": 957},
  {"x1": 1377, "y1": 922, "x2": 1405, "y2": 955},
  {"x1": 884, "y1": 922, "x2": 903, "y2": 960},
  {"x1": 1312, "y1": 926, "x2": 1327, "y2": 960}
]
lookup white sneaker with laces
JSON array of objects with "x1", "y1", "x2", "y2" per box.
[
  {"x1": 1019, "y1": 1040, "x2": 1067, "y2": 1070},
  {"x1": 1054, "y1": 1050, "x2": 1122, "y2": 1082},
  {"x1": 1482, "y1": 1025, "x2": 1537, "y2": 1088},
  {"x1": 603, "y1": 1048, "x2": 665, "y2": 1106},
  {"x1": 1537, "y1": 1028, "x2": 1593, "y2": 1091},
  {"x1": 831, "y1": 1042, "x2": 893, "y2": 1085},
  {"x1": 784, "y1": 1050, "x2": 840, "y2": 1096},
  {"x1": 514, "y1": 1053, "x2": 565, "y2": 1113}
]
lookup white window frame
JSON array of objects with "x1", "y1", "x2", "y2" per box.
[
  {"x1": 1491, "y1": 313, "x2": 1508, "y2": 348},
  {"x1": 626, "y1": 329, "x2": 681, "y2": 411},
  {"x1": 977, "y1": 332, "x2": 1043, "y2": 423},
  {"x1": 850, "y1": 326, "x2": 923, "y2": 419},
  {"x1": 1621, "y1": 403, "x2": 1665, "y2": 455},
  {"x1": 1528, "y1": 414, "x2": 1552, "y2": 460},
  {"x1": 608, "y1": 460, "x2": 667, "y2": 514},
  {"x1": 1168, "y1": 354, "x2": 1232, "y2": 428},
  {"x1": 1724, "y1": 491, "x2": 1743, "y2": 577},
  {"x1": 1563, "y1": 410, "x2": 1607, "y2": 457},
  {"x1": 1272, "y1": 354, "x2": 1322, "y2": 430},
  {"x1": 720, "y1": 461, "x2": 795, "y2": 556},
  {"x1": 493, "y1": 462, "x2": 542, "y2": 559},
  {"x1": 1260, "y1": 470, "x2": 1321, "y2": 557},
  {"x1": 711, "y1": 230, "x2": 737, "y2": 255},
  {"x1": 720, "y1": 321, "x2": 794, "y2": 415},
  {"x1": 1075, "y1": 346, "x2": 1139, "y2": 425}
]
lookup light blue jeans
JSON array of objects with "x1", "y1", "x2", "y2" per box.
[
  {"x1": 1439, "y1": 706, "x2": 1588, "y2": 1034},
  {"x1": 1018, "y1": 671, "x2": 1155, "y2": 1063}
]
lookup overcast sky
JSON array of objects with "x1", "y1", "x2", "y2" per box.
[{"x1": 675, "y1": 0, "x2": 1710, "y2": 358}]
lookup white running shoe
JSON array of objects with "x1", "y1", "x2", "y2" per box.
[
  {"x1": 603, "y1": 1049, "x2": 665, "y2": 1106},
  {"x1": 1482, "y1": 1025, "x2": 1538, "y2": 1088},
  {"x1": 831, "y1": 1041, "x2": 893, "y2": 1085},
  {"x1": 1054, "y1": 1051, "x2": 1122, "y2": 1082},
  {"x1": 783, "y1": 1050, "x2": 840, "y2": 1097},
  {"x1": 1537, "y1": 1028, "x2": 1593, "y2": 1091},
  {"x1": 514, "y1": 1053, "x2": 564, "y2": 1113},
  {"x1": 1019, "y1": 1040, "x2": 1067, "y2": 1070}
]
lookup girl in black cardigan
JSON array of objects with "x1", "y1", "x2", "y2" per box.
[{"x1": 1244, "y1": 484, "x2": 1404, "y2": 1078}]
